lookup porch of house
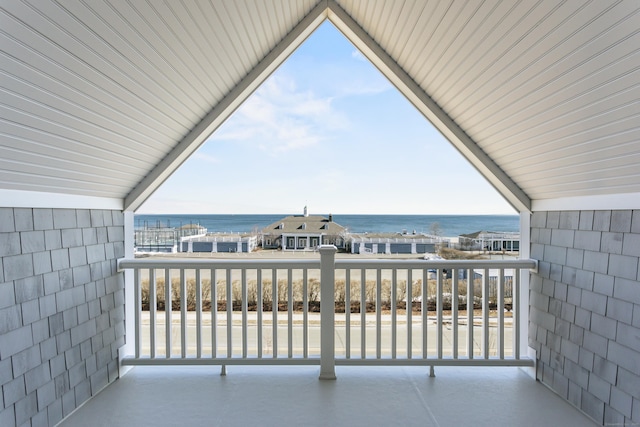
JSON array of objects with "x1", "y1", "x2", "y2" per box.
[
  {"x1": 57, "y1": 254, "x2": 600, "y2": 426},
  {"x1": 60, "y1": 365, "x2": 596, "y2": 427}
]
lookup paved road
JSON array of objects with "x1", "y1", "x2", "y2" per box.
[{"x1": 138, "y1": 312, "x2": 516, "y2": 359}]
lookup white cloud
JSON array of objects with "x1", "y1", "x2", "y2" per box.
[
  {"x1": 211, "y1": 74, "x2": 348, "y2": 153},
  {"x1": 141, "y1": 24, "x2": 516, "y2": 216},
  {"x1": 351, "y1": 49, "x2": 366, "y2": 61},
  {"x1": 339, "y1": 78, "x2": 391, "y2": 97},
  {"x1": 192, "y1": 152, "x2": 220, "y2": 164}
]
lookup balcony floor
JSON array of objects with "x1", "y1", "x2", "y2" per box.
[{"x1": 59, "y1": 365, "x2": 596, "y2": 427}]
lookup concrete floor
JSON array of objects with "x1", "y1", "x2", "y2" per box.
[{"x1": 59, "y1": 365, "x2": 597, "y2": 427}]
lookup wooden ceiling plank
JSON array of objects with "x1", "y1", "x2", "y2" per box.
[
  {"x1": 327, "y1": 0, "x2": 530, "y2": 213},
  {"x1": 124, "y1": 1, "x2": 328, "y2": 211}
]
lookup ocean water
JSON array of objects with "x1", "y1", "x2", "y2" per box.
[{"x1": 134, "y1": 214, "x2": 519, "y2": 237}]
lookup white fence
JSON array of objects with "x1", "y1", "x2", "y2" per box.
[{"x1": 117, "y1": 246, "x2": 536, "y2": 377}]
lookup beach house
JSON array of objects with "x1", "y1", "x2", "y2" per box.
[
  {"x1": 261, "y1": 209, "x2": 347, "y2": 251},
  {"x1": 459, "y1": 231, "x2": 521, "y2": 252},
  {"x1": 179, "y1": 233, "x2": 258, "y2": 253},
  {"x1": 349, "y1": 232, "x2": 445, "y2": 254},
  {"x1": 1, "y1": 2, "x2": 639, "y2": 426}
]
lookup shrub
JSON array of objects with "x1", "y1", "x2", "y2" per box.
[{"x1": 139, "y1": 273, "x2": 505, "y2": 312}]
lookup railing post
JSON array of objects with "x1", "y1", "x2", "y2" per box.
[{"x1": 319, "y1": 245, "x2": 337, "y2": 380}]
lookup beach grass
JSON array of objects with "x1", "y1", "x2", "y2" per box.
[{"x1": 140, "y1": 275, "x2": 512, "y2": 313}]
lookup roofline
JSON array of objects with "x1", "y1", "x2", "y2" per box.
[
  {"x1": 123, "y1": 1, "x2": 328, "y2": 212},
  {"x1": 0, "y1": 189, "x2": 123, "y2": 210},
  {"x1": 532, "y1": 192, "x2": 640, "y2": 212},
  {"x1": 326, "y1": 1, "x2": 530, "y2": 213},
  {"x1": 125, "y1": 0, "x2": 531, "y2": 213}
]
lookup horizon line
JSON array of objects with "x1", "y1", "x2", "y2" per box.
[{"x1": 134, "y1": 212, "x2": 519, "y2": 216}]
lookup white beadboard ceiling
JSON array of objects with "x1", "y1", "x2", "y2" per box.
[{"x1": 1, "y1": 0, "x2": 639, "y2": 212}]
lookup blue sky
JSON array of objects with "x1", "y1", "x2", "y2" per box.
[{"x1": 139, "y1": 22, "x2": 515, "y2": 215}]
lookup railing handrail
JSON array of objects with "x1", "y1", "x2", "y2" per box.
[
  {"x1": 118, "y1": 257, "x2": 536, "y2": 271},
  {"x1": 336, "y1": 258, "x2": 536, "y2": 270},
  {"x1": 118, "y1": 258, "x2": 320, "y2": 270}
]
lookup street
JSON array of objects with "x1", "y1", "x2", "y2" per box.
[{"x1": 138, "y1": 311, "x2": 515, "y2": 359}]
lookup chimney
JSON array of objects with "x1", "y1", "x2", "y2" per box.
[
  {"x1": 303, "y1": 205, "x2": 308, "y2": 217},
  {"x1": 329, "y1": 213, "x2": 333, "y2": 222}
]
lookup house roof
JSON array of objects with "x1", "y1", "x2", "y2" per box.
[
  {"x1": 2, "y1": 1, "x2": 639, "y2": 212},
  {"x1": 262, "y1": 215, "x2": 346, "y2": 235},
  {"x1": 460, "y1": 231, "x2": 520, "y2": 239},
  {"x1": 350, "y1": 232, "x2": 440, "y2": 241}
]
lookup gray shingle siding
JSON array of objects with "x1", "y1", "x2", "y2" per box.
[
  {"x1": 0, "y1": 208, "x2": 124, "y2": 427},
  {"x1": 530, "y1": 210, "x2": 640, "y2": 426}
]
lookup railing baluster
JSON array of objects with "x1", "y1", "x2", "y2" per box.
[
  {"x1": 211, "y1": 268, "x2": 217, "y2": 358},
  {"x1": 345, "y1": 269, "x2": 351, "y2": 359},
  {"x1": 165, "y1": 269, "x2": 171, "y2": 358},
  {"x1": 391, "y1": 269, "x2": 397, "y2": 359},
  {"x1": 514, "y1": 268, "x2": 520, "y2": 359},
  {"x1": 422, "y1": 268, "x2": 427, "y2": 359},
  {"x1": 272, "y1": 269, "x2": 277, "y2": 358},
  {"x1": 287, "y1": 269, "x2": 293, "y2": 358},
  {"x1": 196, "y1": 268, "x2": 202, "y2": 358},
  {"x1": 257, "y1": 269, "x2": 263, "y2": 358},
  {"x1": 149, "y1": 268, "x2": 156, "y2": 359},
  {"x1": 134, "y1": 268, "x2": 141, "y2": 359},
  {"x1": 303, "y1": 269, "x2": 308, "y2": 358},
  {"x1": 407, "y1": 269, "x2": 412, "y2": 359},
  {"x1": 181, "y1": 269, "x2": 187, "y2": 358},
  {"x1": 360, "y1": 269, "x2": 366, "y2": 359},
  {"x1": 376, "y1": 269, "x2": 382, "y2": 359},
  {"x1": 452, "y1": 269, "x2": 458, "y2": 359},
  {"x1": 242, "y1": 268, "x2": 248, "y2": 359},
  {"x1": 226, "y1": 269, "x2": 232, "y2": 358},
  {"x1": 436, "y1": 269, "x2": 443, "y2": 359},
  {"x1": 482, "y1": 268, "x2": 489, "y2": 359},
  {"x1": 498, "y1": 269, "x2": 504, "y2": 359},
  {"x1": 467, "y1": 268, "x2": 473, "y2": 359}
]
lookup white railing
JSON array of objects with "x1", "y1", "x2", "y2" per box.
[{"x1": 118, "y1": 246, "x2": 536, "y2": 377}]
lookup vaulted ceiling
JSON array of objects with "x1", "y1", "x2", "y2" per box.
[{"x1": 2, "y1": 0, "x2": 639, "y2": 212}]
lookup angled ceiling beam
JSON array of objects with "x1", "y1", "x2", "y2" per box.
[
  {"x1": 327, "y1": 1, "x2": 531, "y2": 213},
  {"x1": 126, "y1": 0, "x2": 530, "y2": 213},
  {"x1": 124, "y1": 1, "x2": 328, "y2": 211}
]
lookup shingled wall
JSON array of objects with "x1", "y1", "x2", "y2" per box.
[
  {"x1": 530, "y1": 210, "x2": 640, "y2": 426},
  {"x1": 0, "y1": 208, "x2": 125, "y2": 426}
]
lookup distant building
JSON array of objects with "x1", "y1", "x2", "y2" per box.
[
  {"x1": 180, "y1": 233, "x2": 258, "y2": 253},
  {"x1": 134, "y1": 223, "x2": 207, "y2": 253},
  {"x1": 261, "y1": 208, "x2": 347, "y2": 251},
  {"x1": 177, "y1": 223, "x2": 208, "y2": 237},
  {"x1": 458, "y1": 231, "x2": 520, "y2": 252},
  {"x1": 350, "y1": 232, "x2": 447, "y2": 254}
]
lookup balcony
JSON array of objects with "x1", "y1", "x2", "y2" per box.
[
  {"x1": 60, "y1": 247, "x2": 596, "y2": 426},
  {"x1": 59, "y1": 365, "x2": 596, "y2": 426}
]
